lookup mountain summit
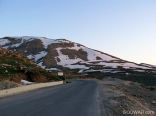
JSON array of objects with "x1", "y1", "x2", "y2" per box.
[{"x1": 0, "y1": 36, "x2": 155, "y2": 73}]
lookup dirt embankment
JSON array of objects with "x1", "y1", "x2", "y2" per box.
[{"x1": 98, "y1": 78, "x2": 156, "y2": 116}]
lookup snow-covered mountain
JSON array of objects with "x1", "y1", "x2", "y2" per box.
[{"x1": 0, "y1": 36, "x2": 155, "y2": 73}]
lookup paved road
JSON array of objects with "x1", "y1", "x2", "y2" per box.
[{"x1": 0, "y1": 80, "x2": 100, "y2": 116}]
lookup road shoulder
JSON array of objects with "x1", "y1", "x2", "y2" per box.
[{"x1": 98, "y1": 78, "x2": 156, "y2": 116}]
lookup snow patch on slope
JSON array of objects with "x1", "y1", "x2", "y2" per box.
[
  {"x1": 39, "y1": 38, "x2": 72, "y2": 49},
  {"x1": 11, "y1": 39, "x2": 24, "y2": 48},
  {"x1": 27, "y1": 51, "x2": 47, "y2": 61},
  {"x1": 38, "y1": 62, "x2": 46, "y2": 68},
  {"x1": 0, "y1": 39, "x2": 10, "y2": 46},
  {"x1": 97, "y1": 61, "x2": 150, "y2": 69},
  {"x1": 56, "y1": 47, "x2": 89, "y2": 69},
  {"x1": 1, "y1": 36, "x2": 36, "y2": 48},
  {"x1": 65, "y1": 64, "x2": 89, "y2": 69},
  {"x1": 56, "y1": 48, "x2": 83, "y2": 65},
  {"x1": 82, "y1": 47, "x2": 117, "y2": 61},
  {"x1": 34, "y1": 51, "x2": 47, "y2": 61},
  {"x1": 39, "y1": 37, "x2": 58, "y2": 48}
]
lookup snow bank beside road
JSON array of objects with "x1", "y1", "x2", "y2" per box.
[{"x1": 0, "y1": 81, "x2": 63, "y2": 98}]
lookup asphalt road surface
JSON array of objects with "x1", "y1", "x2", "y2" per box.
[{"x1": 0, "y1": 80, "x2": 100, "y2": 116}]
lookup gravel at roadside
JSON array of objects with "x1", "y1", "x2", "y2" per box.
[{"x1": 98, "y1": 77, "x2": 156, "y2": 116}]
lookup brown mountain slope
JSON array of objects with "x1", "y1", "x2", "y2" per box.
[{"x1": 0, "y1": 48, "x2": 60, "y2": 83}]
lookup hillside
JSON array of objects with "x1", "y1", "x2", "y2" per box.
[
  {"x1": 0, "y1": 48, "x2": 60, "y2": 84},
  {"x1": 1, "y1": 36, "x2": 155, "y2": 73}
]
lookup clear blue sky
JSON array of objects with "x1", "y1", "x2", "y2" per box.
[{"x1": 0, "y1": 0, "x2": 156, "y2": 65}]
